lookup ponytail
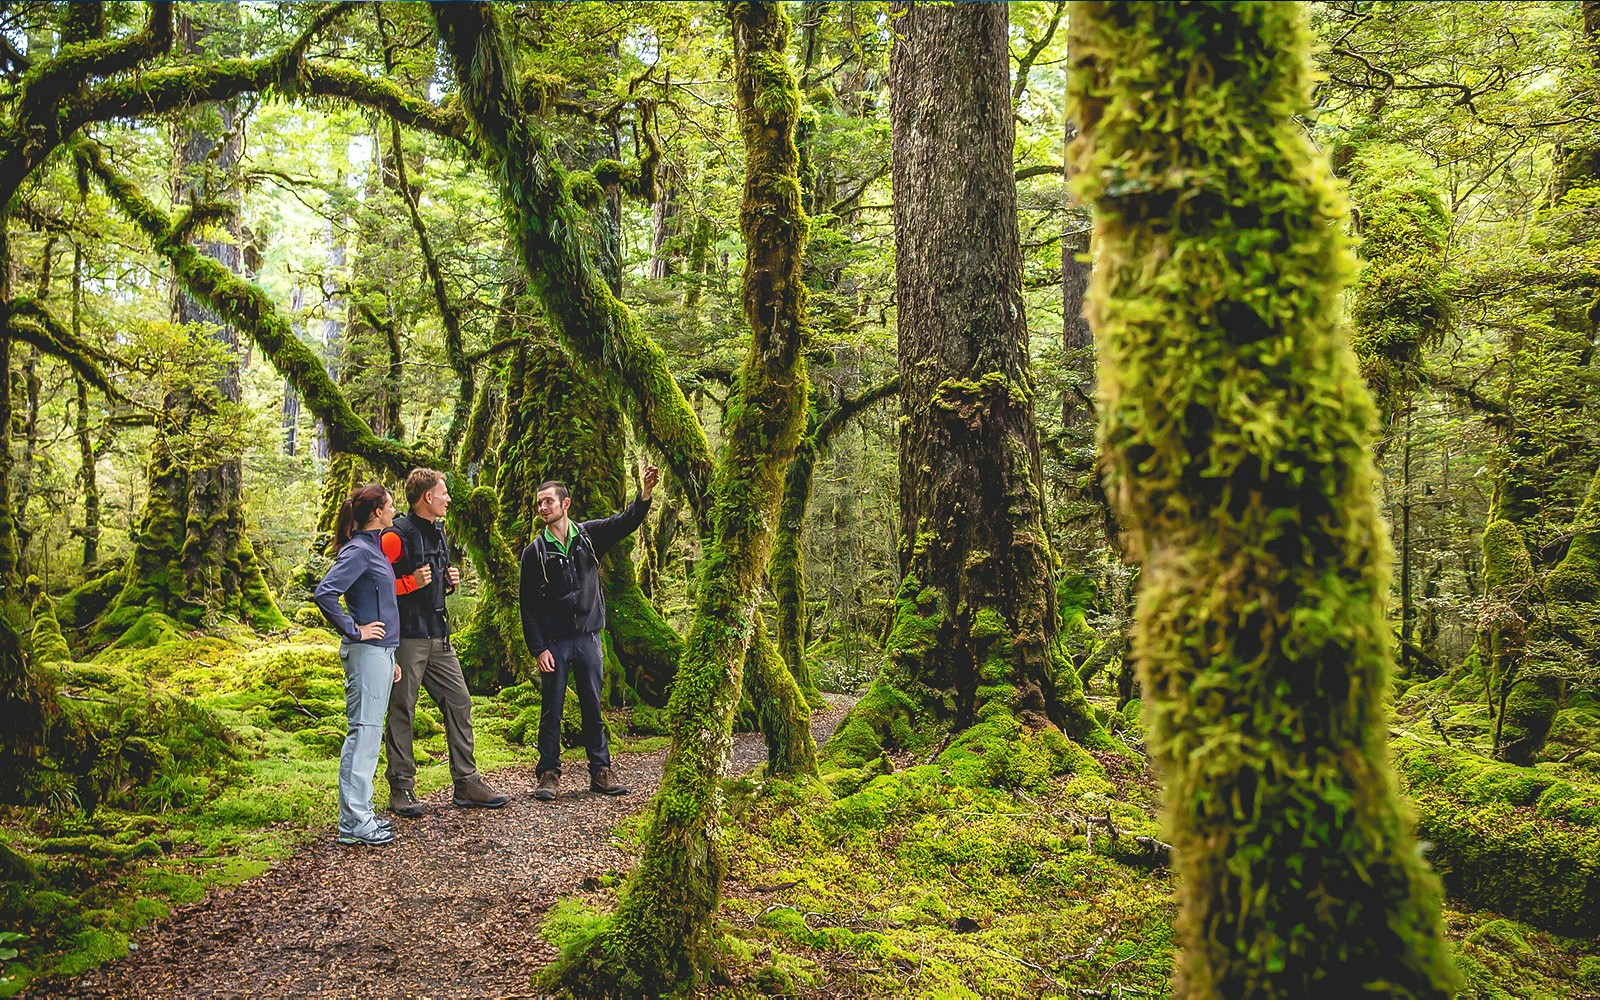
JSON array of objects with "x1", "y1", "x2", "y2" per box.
[{"x1": 333, "y1": 483, "x2": 391, "y2": 552}]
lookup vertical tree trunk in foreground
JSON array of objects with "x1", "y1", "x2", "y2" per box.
[
  {"x1": 1069, "y1": 3, "x2": 1457, "y2": 996},
  {"x1": 834, "y1": 0, "x2": 1104, "y2": 762}
]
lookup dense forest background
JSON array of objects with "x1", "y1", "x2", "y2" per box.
[{"x1": 0, "y1": 2, "x2": 1598, "y2": 997}]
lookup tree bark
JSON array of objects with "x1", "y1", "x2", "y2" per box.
[
  {"x1": 1069, "y1": 4, "x2": 1456, "y2": 995},
  {"x1": 505, "y1": 2, "x2": 812, "y2": 989},
  {"x1": 840, "y1": 0, "x2": 1102, "y2": 757}
]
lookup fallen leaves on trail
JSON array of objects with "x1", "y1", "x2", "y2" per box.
[{"x1": 29, "y1": 704, "x2": 847, "y2": 1000}]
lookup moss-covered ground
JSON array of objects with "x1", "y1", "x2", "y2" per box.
[
  {"x1": 6, "y1": 625, "x2": 1598, "y2": 997},
  {"x1": 530, "y1": 661, "x2": 1599, "y2": 998},
  {"x1": 0, "y1": 617, "x2": 644, "y2": 997}
]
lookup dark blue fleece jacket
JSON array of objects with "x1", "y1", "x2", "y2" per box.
[{"x1": 314, "y1": 530, "x2": 400, "y2": 648}]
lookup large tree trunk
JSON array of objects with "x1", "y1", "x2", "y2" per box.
[
  {"x1": 1069, "y1": 4, "x2": 1456, "y2": 996},
  {"x1": 836, "y1": 1, "x2": 1103, "y2": 759},
  {"x1": 104, "y1": 9, "x2": 284, "y2": 636},
  {"x1": 479, "y1": 335, "x2": 682, "y2": 701}
]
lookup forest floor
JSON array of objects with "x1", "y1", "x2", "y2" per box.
[{"x1": 25, "y1": 702, "x2": 851, "y2": 1000}]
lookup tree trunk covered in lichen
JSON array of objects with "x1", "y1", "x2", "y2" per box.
[
  {"x1": 522, "y1": 2, "x2": 810, "y2": 990},
  {"x1": 101, "y1": 10, "x2": 285, "y2": 636},
  {"x1": 492, "y1": 336, "x2": 681, "y2": 703},
  {"x1": 835, "y1": 1, "x2": 1104, "y2": 764},
  {"x1": 1069, "y1": 4, "x2": 1457, "y2": 997}
]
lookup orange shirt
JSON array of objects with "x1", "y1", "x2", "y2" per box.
[{"x1": 381, "y1": 530, "x2": 422, "y2": 595}]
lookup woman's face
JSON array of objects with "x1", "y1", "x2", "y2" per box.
[{"x1": 365, "y1": 492, "x2": 396, "y2": 531}]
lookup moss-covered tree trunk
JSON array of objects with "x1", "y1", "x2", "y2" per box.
[
  {"x1": 1069, "y1": 3, "x2": 1457, "y2": 996},
  {"x1": 1480, "y1": 499, "x2": 1555, "y2": 764},
  {"x1": 0, "y1": 222, "x2": 45, "y2": 800},
  {"x1": 839, "y1": 0, "x2": 1103, "y2": 760},
  {"x1": 429, "y1": 1, "x2": 812, "y2": 988},
  {"x1": 104, "y1": 9, "x2": 284, "y2": 636},
  {"x1": 771, "y1": 437, "x2": 823, "y2": 703},
  {"x1": 771, "y1": 378, "x2": 899, "y2": 706}
]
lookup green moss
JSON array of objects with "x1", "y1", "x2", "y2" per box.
[
  {"x1": 28, "y1": 607, "x2": 71, "y2": 667},
  {"x1": 1346, "y1": 143, "x2": 1455, "y2": 417},
  {"x1": 826, "y1": 679, "x2": 918, "y2": 767},
  {"x1": 1069, "y1": 3, "x2": 1457, "y2": 995},
  {"x1": 1409, "y1": 788, "x2": 1600, "y2": 937},
  {"x1": 54, "y1": 568, "x2": 122, "y2": 632}
]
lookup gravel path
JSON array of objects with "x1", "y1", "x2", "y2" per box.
[{"x1": 30, "y1": 703, "x2": 848, "y2": 999}]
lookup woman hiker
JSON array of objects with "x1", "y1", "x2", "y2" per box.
[{"x1": 314, "y1": 483, "x2": 403, "y2": 847}]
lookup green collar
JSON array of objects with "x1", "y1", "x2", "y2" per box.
[{"x1": 541, "y1": 519, "x2": 579, "y2": 554}]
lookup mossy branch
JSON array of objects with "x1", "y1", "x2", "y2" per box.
[
  {"x1": 431, "y1": 1, "x2": 714, "y2": 521},
  {"x1": 5, "y1": 297, "x2": 132, "y2": 406},
  {"x1": 813, "y1": 375, "x2": 900, "y2": 448},
  {"x1": 17, "y1": 1, "x2": 174, "y2": 128},
  {"x1": 387, "y1": 113, "x2": 474, "y2": 460},
  {"x1": 83, "y1": 142, "x2": 432, "y2": 481}
]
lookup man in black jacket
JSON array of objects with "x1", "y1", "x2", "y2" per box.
[
  {"x1": 520, "y1": 464, "x2": 658, "y2": 801},
  {"x1": 382, "y1": 468, "x2": 507, "y2": 816}
]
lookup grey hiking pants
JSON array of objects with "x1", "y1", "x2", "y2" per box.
[
  {"x1": 338, "y1": 642, "x2": 395, "y2": 838},
  {"x1": 384, "y1": 636, "x2": 479, "y2": 790}
]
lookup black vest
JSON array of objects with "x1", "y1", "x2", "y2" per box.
[{"x1": 387, "y1": 513, "x2": 453, "y2": 638}]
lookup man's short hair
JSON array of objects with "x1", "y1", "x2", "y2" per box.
[
  {"x1": 536, "y1": 480, "x2": 570, "y2": 502},
  {"x1": 406, "y1": 468, "x2": 446, "y2": 507}
]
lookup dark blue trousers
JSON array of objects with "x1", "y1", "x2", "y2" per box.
[{"x1": 536, "y1": 631, "x2": 610, "y2": 776}]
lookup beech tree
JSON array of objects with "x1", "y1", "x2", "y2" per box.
[
  {"x1": 830, "y1": 0, "x2": 1106, "y2": 764},
  {"x1": 431, "y1": 2, "x2": 813, "y2": 989}
]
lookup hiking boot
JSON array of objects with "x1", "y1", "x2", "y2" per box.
[
  {"x1": 389, "y1": 787, "x2": 425, "y2": 818},
  {"x1": 338, "y1": 825, "x2": 397, "y2": 847},
  {"x1": 534, "y1": 771, "x2": 560, "y2": 801},
  {"x1": 590, "y1": 766, "x2": 629, "y2": 796},
  {"x1": 453, "y1": 774, "x2": 509, "y2": 809}
]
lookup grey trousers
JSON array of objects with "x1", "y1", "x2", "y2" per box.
[
  {"x1": 384, "y1": 636, "x2": 478, "y2": 789},
  {"x1": 338, "y1": 642, "x2": 395, "y2": 837}
]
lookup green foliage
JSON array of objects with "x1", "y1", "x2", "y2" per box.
[{"x1": 1347, "y1": 143, "x2": 1455, "y2": 417}]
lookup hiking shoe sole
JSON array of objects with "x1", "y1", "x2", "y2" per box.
[
  {"x1": 389, "y1": 803, "x2": 425, "y2": 818},
  {"x1": 592, "y1": 785, "x2": 629, "y2": 796},
  {"x1": 533, "y1": 788, "x2": 557, "y2": 801}
]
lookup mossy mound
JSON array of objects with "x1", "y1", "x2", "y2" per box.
[
  {"x1": 539, "y1": 720, "x2": 1176, "y2": 997},
  {"x1": 1395, "y1": 739, "x2": 1600, "y2": 935}
]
